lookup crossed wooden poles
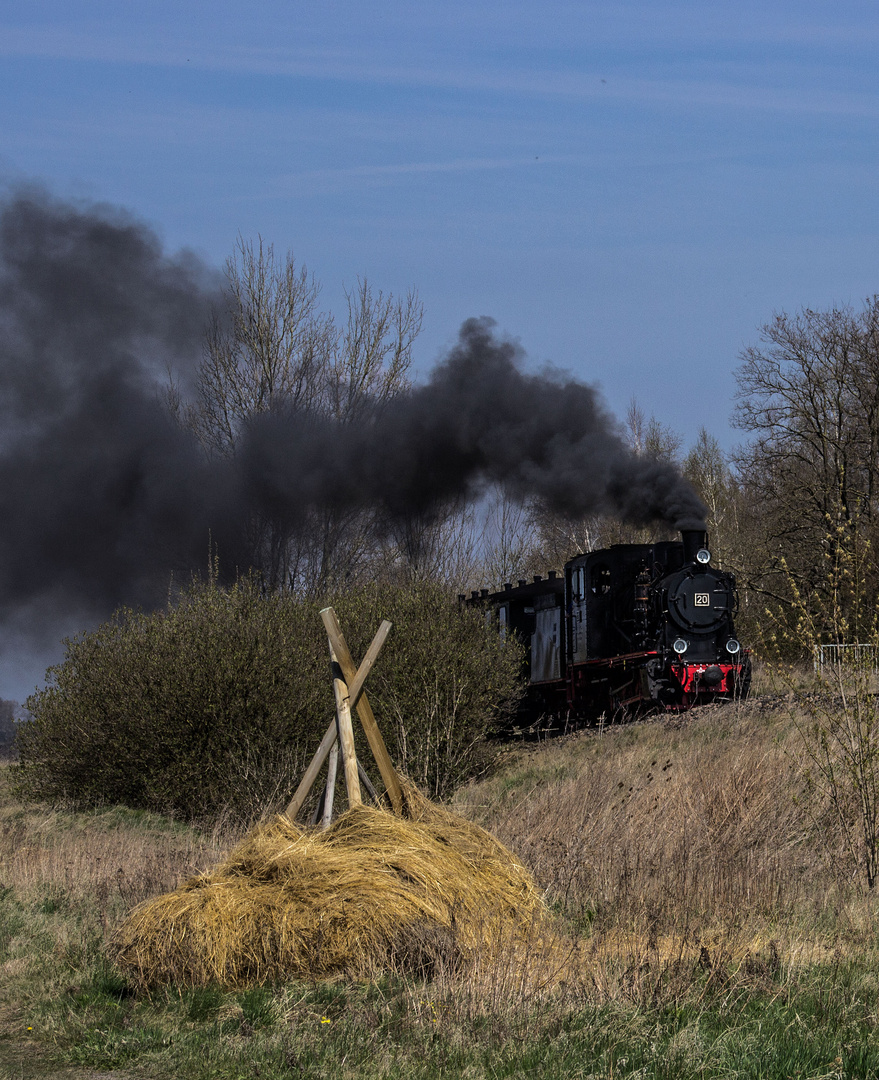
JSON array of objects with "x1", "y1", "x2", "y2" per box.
[{"x1": 284, "y1": 607, "x2": 403, "y2": 826}]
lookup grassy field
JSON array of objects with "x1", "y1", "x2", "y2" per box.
[{"x1": 3, "y1": 681, "x2": 879, "y2": 1078}]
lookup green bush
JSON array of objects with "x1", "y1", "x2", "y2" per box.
[{"x1": 14, "y1": 578, "x2": 522, "y2": 820}]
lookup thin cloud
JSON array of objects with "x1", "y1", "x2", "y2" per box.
[
  {"x1": 596, "y1": 76, "x2": 879, "y2": 121},
  {"x1": 275, "y1": 154, "x2": 576, "y2": 185},
  {"x1": 1, "y1": 24, "x2": 878, "y2": 122}
]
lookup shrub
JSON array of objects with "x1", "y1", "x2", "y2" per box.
[
  {"x1": 14, "y1": 578, "x2": 522, "y2": 820},
  {"x1": 766, "y1": 528, "x2": 879, "y2": 890},
  {"x1": 15, "y1": 578, "x2": 324, "y2": 821}
]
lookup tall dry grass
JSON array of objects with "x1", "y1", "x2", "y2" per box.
[
  {"x1": 8, "y1": 700, "x2": 879, "y2": 1080},
  {"x1": 453, "y1": 694, "x2": 863, "y2": 961},
  {"x1": 0, "y1": 761, "x2": 243, "y2": 940}
]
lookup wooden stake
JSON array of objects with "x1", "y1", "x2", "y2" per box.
[
  {"x1": 284, "y1": 717, "x2": 336, "y2": 821},
  {"x1": 321, "y1": 742, "x2": 339, "y2": 829},
  {"x1": 330, "y1": 642, "x2": 362, "y2": 807},
  {"x1": 308, "y1": 786, "x2": 324, "y2": 827},
  {"x1": 357, "y1": 761, "x2": 380, "y2": 805},
  {"x1": 285, "y1": 609, "x2": 401, "y2": 824},
  {"x1": 320, "y1": 608, "x2": 404, "y2": 815},
  {"x1": 348, "y1": 620, "x2": 393, "y2": 708}
]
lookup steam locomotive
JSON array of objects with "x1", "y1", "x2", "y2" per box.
[{"x1": 468, "y1": 529, "x2": 749, "y2": 726}]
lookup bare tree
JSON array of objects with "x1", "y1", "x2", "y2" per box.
[
  {"x1": 476, "y1": 487, "x2": 541, "y2": 588},
  {"x1": 683, "y1": 428, "x2": 741, "y2": 564},
  {"x1": 300, "y1": 279, "x2": 422, "y2": 593},
  {"x1": 327, "y1": 278, "x2": 422, "y2": 422},
  {"x1": 626, "y1": 398, "x2": 683, "y2": 465},
  {"x1": 733, "y1": 299, "x2": 879, "y2": 637},
  {"x1": 371, "y1": 498, "x2": 479, "y2": 591},
  {"x1": 178, "y1": 237, "x2": 423, "y2": 593},
  {"x1": 189, "y1": 237, "x2": 335, "y2": 456}
]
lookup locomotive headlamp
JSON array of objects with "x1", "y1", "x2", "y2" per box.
[
  {"x1": 725, "y1": 638, "x2": 741, "y2": 655},
  {"x1": 673, "y1": 638, "x2": 688, "y2": 655},
  {"x1": 695, "y1": 548, "x2": 711, "y2": 564}
]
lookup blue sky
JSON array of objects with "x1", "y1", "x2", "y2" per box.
[{"x1": 3, "y1": 1, "x2": 878, "y2": 450}]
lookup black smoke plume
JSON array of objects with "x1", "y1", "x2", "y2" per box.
[
  {"x1": 0, "y1": 188, "x2": 241, "y2": 632},
  {"x1": 0, "y1": 189, "x2": 706, "y2": 678},
  {"x1": 240, "y1": 318, "x2": 707, "y2": 533}
]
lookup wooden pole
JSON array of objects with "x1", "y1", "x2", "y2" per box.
[
  {"x1": 347, "y1": 619, "x2": 393, "y2": 708},
  {"x1": 286, "y1": 609, "x2": 401, "y2": 824},
  {"x1": 330, "y1": 641, "x2": 362, "y2": 807},
  {"x1": 321, "y1": 742, "x2": 339, "y2": 829},
  {"x1": 357, "y1": 761, "x2": 380, "y2": 805},
  {"x1": 308, "y1": 787, "x2": 324, "y2": 827},
  {"x1": 284, "y1": 717, "x2": 336, "y2": 821},
  {"x1": 320, "y1": 608, "x2": 404, "y2": 815}
]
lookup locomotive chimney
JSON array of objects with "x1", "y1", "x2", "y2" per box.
[{"x1": 681, "y1": 528, "x2": 708, "y2": 564}]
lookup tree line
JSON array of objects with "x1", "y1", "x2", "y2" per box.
[
  {"x1": 174, "y1": 237, "x2": 879, "y2": 656},
  {"x1": 512, "y1": 300, "x2": 879, "y2": 655}
]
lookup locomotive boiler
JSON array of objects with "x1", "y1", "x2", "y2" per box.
[{"x1": 470, "y1": 529, "x2": 749, "y2": 725}]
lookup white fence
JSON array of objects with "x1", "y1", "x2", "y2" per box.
[{"x1": 814, "y1": 643, "x2": 879, "y2": 673}]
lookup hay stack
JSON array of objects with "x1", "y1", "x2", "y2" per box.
[{"x1": 112, "y1": 785, "x2": 546, "y2": 988}]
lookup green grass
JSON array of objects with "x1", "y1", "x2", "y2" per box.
[
  {"x1": 6, "y1": 949, "x2": 879, "y2": 1079},
  {"x1": 4, "y1": 865, "x2": 879, "y2": 1079}
]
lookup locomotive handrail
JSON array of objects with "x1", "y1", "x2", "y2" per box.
[{"x1": 577, "y1": 650, "x2": 659, "y2": 667}]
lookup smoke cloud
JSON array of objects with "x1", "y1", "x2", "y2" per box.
[
  {"x1": 240, "y1": 319, "x2": 707, "y2": 533},
  {"x1": 0, "y1": 188, "x2": 706, "y2": 694},
  {"x1": 0, "y1": 188, "x2": 241, "y2": 632}
]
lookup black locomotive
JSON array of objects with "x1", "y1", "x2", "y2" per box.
[{"x1": 469, "y1": 529, "x2": 749, "y2": 725}]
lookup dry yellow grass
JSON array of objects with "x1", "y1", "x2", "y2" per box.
[
  {"x1": 453, "y1": 696, "x2": 849, "y2": 930},
  {"x1": 0, "y1": 765, "x2": 237, "y2": 912},
  {"x1": 111, "y1": 783, "x2": 551, "y2": 989}
]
